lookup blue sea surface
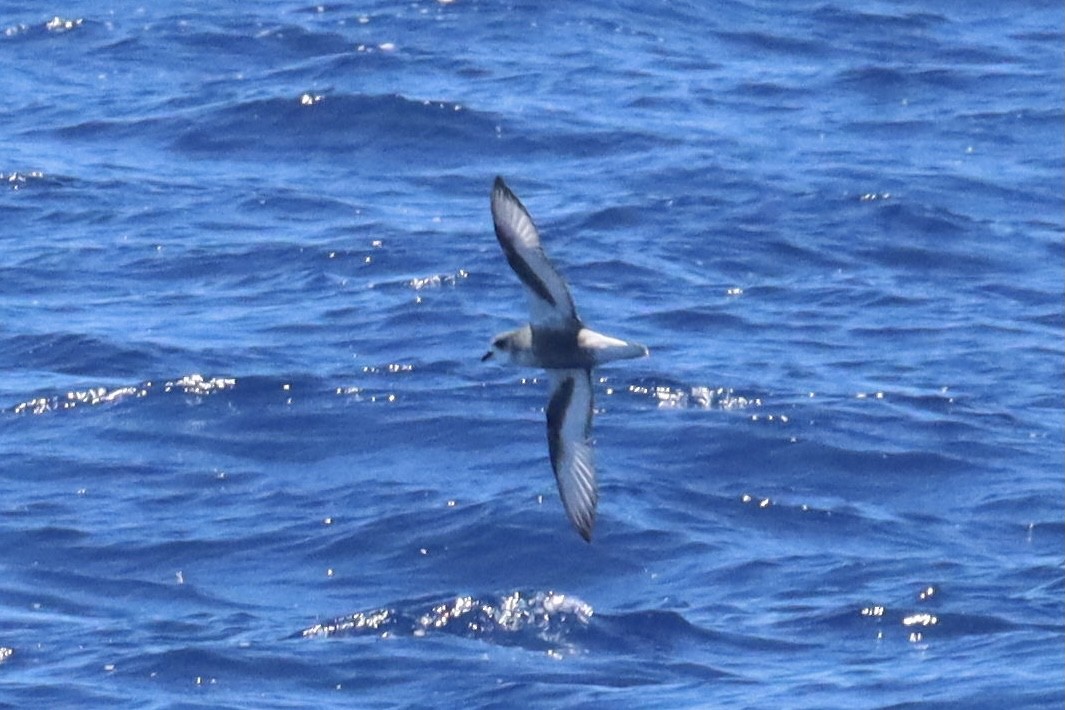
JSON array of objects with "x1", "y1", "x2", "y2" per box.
[{"x1": 1, "y1": 1, "x2": 1062, "y2": 707}]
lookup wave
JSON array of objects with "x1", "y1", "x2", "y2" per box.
[
  {"x1": 7, "y1": 373, "x2": 235, "y2": 416},
  {"x1": 0, "y1": 333, "x2": 185, "y2": 380},
  {"x1": 172, "y1": 93, "x2": 500, "y2": 159},
  {"x1": 299, "y1": 590, "x2": 593, "y2": 651}
]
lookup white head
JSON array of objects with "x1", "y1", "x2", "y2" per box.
[{"x1": 481, "y1": 326, "x2": 533, "y2": 364}]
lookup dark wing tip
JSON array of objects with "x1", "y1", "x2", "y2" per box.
[
  {"x1": 492, "y1": 177, "x2": 519, "y2": 211},
  {"x1": 577, "y1": 521, "x2": 593, "y2": 543},
  {"x1": 492, "y1": 175, "x2": 509, "y2": 196},
  {"x1": 573, "y1": 497, "x2": 596, "y2": 542},
  {"x1": 497, "y1": 176, "x2": 538, "y2": 212},
  {"x1": 562, "y1": 494, "x2": 595, "y2": 542}
]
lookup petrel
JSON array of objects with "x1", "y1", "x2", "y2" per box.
[{"x1": 482, "y1": 177, "x2": 648, "y2": 541}]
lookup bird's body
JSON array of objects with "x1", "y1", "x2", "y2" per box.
[
  {"x1": 483, "y1": 177, "x2": 648, "y2": 541},
  {"x1": 486, "y1": 323, "x2": 648, "y2": 370}
]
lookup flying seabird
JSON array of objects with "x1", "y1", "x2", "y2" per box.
[{"x1": 482, "y1": 177, "x2": 648, "y2": 541}]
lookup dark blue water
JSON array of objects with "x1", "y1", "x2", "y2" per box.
[{"x1": 1, "y1": 2, "x2": 1062, "y2": 707}]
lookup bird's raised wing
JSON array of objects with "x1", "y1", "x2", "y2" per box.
[
  {"x1": 545, "y1": 369, "x2": 597, "y2": 541},
  {"x1": 491, "y1": 177, "x2": 578, "y2": 327}
]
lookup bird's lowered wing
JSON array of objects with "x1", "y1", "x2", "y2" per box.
[{"x1": 545, "y1": 368, "x2": 597, "y2": 541}]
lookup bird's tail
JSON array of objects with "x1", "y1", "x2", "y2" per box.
[{"x1": 578, "y1": 328, "x2": 650, "y2": 364}]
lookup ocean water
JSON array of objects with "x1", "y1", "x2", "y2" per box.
[{"x1": 1, "y1": 1, "x2": 1062, "y2": 707}]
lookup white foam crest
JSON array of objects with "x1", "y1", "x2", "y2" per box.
[{"x1": 9, "y1": 374, "x2": 236, "y2": 415}]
